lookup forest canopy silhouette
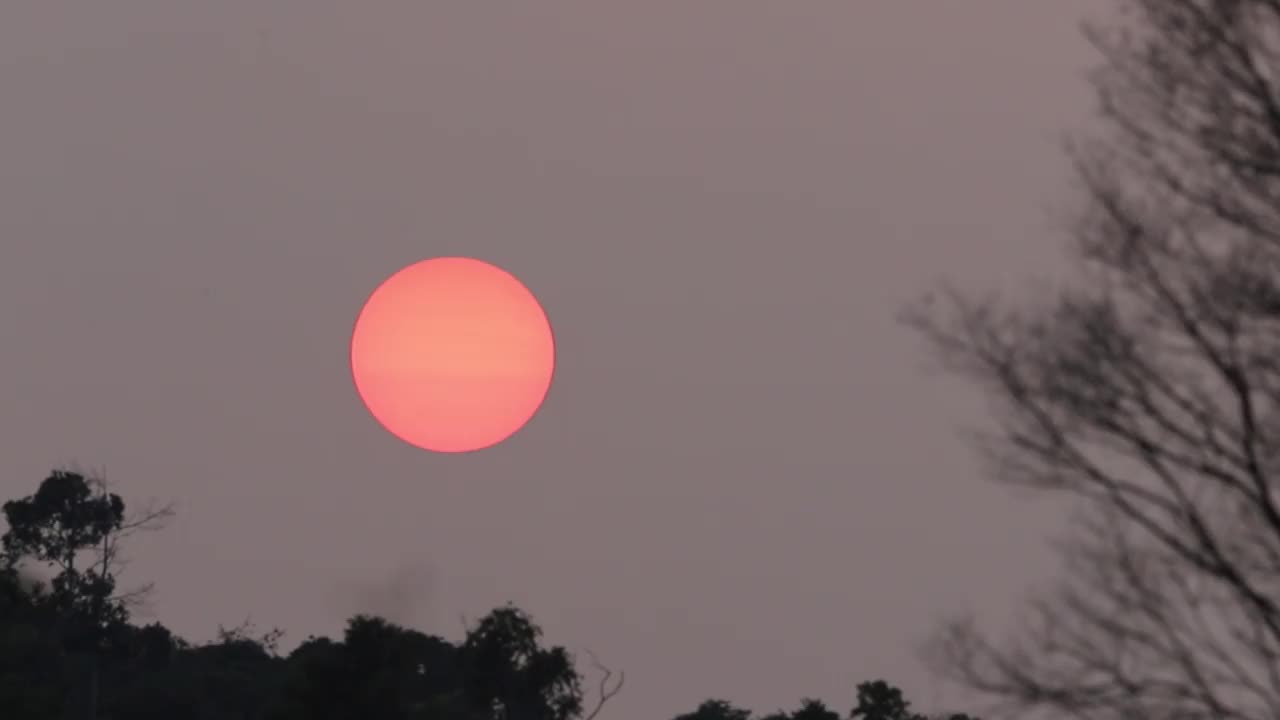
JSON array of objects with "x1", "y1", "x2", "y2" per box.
[{"x1": 0, "y1": 470, "x2": 975, "y2": 720}]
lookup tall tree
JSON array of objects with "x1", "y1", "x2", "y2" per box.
[
  {"x1": 906, "y1": 1, "x2": 1280, "y2": 718},
  {"x1": 2, "y1": 470, "x2": 171, "y2": 640},
  {"x1": 459, "y1": 604, "x2": 586, "y2": 720},
  {"x1": 2, "y1": 469, "x2": 171, "y2": 718}
]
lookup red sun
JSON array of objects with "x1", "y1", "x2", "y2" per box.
[{"x1": 350, "y1": 257, "x2": 556, "y2": 453}]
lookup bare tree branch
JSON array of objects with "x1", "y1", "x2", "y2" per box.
[
  {"x1": 580, "y1": 649, "x2": 625, "y2": 720},
  {"x1": 84, "y1": 471, "x2": 174, "y2": 617},
  {"x1": 907, "y1": 2, "x2": 1280, "y2": 718}
]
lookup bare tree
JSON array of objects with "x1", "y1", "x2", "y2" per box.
[{"x1": 905, "y1": 1, "x2": 1280, "y2": 718}]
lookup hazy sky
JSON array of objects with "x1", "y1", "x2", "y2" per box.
[{"x1": 1, "y1": 3, "x2": 1105, "y2": 718}]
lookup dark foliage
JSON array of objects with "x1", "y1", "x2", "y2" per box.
[
  {"x1": 0, "y1": 470, "x2": 977, "y2": 720},
  {"x1": 670, "y1": 684, "x2": 979, "y2": 720}
]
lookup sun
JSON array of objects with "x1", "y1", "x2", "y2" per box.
[{"x1": 349, "y1": 257, "x2": 556, "y2": 453}]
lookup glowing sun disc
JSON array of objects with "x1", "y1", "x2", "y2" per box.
[{"x1": 349, "y1": 257, "x2": 556, "y2": 453}]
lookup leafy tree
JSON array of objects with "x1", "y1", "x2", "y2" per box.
[
  {"x1": 273, "y1": 606, "x2": 619, "y2": 720},
  {"x1": 906, "y1": 1, "x2": 1280, "y2": 718},
  {"x1": 2, "y1": 469, "x2": 172, "y2": 718},
  {"x1": 850, "y1": 681, "x2": 921, "y2": 720},
  {"x1": 2, "y1": 470, "x2": 171, "y2": 644},
  {"x1": 673, "y1": 699, "x2": 753, "y2": 720},
  {"x1": 673, "y1": 682, "x2": 977, "y2": 720},
  {"x1": 758, "y1": 698, "x2": 841, "y2": 720},
  {"x1": 3, "y1": 470, "x2": 127, "y2": 637},
  {"x1": 789, "y1": 698, "x2": 841, "y2": 720},
  {"x1": 459, "y1": 604, "x2": 586, "y2": 720},
  {"x1": 274, "y1": 615, "x2": 462, "y2": 720}
]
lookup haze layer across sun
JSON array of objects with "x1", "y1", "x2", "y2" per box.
[{"x1": 350, "y1": 257, "x2": 555, "y2": 453}]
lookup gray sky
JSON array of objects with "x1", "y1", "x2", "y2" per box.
[{"x1": 1, "y1": 3, "x2": 1104, "y2": 718}]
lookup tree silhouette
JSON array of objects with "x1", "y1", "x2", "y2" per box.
[
  {"x1": 674, "y1": 682, "x2": 978, "y2": 720},
  {"x1": 906, "y1": 1, "x2": 1280, "y2": 718},
  {"x1": 274, "y1": 614, "x2": 463, "y2": 719},
  {"x1": 850, "y1": 680, "x2": 921, "y2": 720},
  {"x1": 2, "y1": 469, "x2": 172, "y2": 718},
  {"x1": 459, "y1": 604, "x2": 585, "y2": 720},
  {"x1": 672, "y1": 698, "x2": 753, "y2": 720},
  {"x1": 0, "y1": 470, "x2": 980, "y2": 719},
  {"x1": 3, "y1": 470, "x2": 126, "y2": 634}
]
